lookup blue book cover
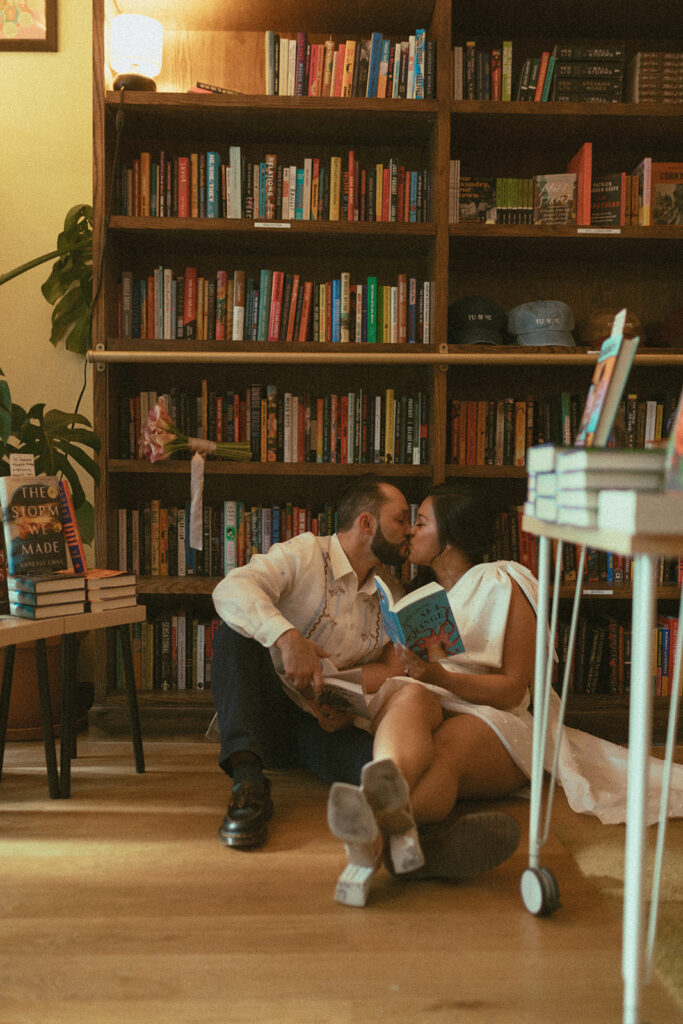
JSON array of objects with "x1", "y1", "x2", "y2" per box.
[
  {"x1": 332, "y1": 278, "x2": 341, "y2": 342},
  {"x1": 375, "y1": 576, "x2": 465, "y2": 661},
  {"x1": 207, "y1": 151, "x2": 221, "y2": 217},
  {"x1": 366, "y1": 32, "x2": 383, "y2": 97},
  {"x1": 295, "y1": 168, "x2": 305, "y2": 219}
]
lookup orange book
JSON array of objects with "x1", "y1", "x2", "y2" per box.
[
  {"x1": 332, "y1": 42, "x2": 346, "y2": 96},
  {"x1": 567, "y1": 142, "x2": 593, "y2": 226},
  {"x1": 285, "y1": 274, "x2": 301, "y2": 341},
  {"x1": 533, "y1": 51, "x2": 550, "y2": 101},
  {"x1": 268, "y1": 270, "x2": 284, "y2": 341},
  {"x1": 321, "y1": 39, "x2": 336, "y2": 97},
  {"x1": 140, "y1": 152, "x2": 151, "y2": 217},
  {"x1": 177, "y1": 157, "x2": 190, "y2": 217}
]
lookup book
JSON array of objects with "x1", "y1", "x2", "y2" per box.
[
  {"x1": 57, "y1": 479, "x2": 87, "y2": 574},
  {"x1": 556, "y1": 447, "x2": 666, "y2": 473},
  {"x1": 557, "y1": 467, "x2": 664, "y2": 491},
  {"x1": 651, "y1": 162, "x2": 683, "y2": 226},
  {"x1": 375, "y1": 575, "x2": 465, "y2": 662},
  {"x1": 458, "y1": 176, "x2": 497, "y2": 223},
  {"x1": 6, "y1": 585, "x2": 87, "y2": 606},
  {"x1": 315, "y1": 663, "x2": 369, "y2": 718},
  {"x1": 590, "y1": 172, "x2": 627, "y2": 227},
  {"x1": 664, "y1": 387, "x2": 683, "y2": 490},
  {"x1": 597, "y1": 490, "x2": 683, "y2": 534},
  {"x1": 0, "y1": 476, "x2": 68, "y2": 576},
  {"x1": 9, "y1": 599, "x2": 86, "y2": 619},
  {"x1": 6, "y1": 571, "x2": 87, "y2": 594},
  {"x1": 87, "y1": 594, "x2": 139, "y2": 612},
  {"x1": 574, "y1": 309, "x2": 639, "y2": 447},
  {"x1": 567, "y1": 143, "x2": 592, "y2": 226},
  {"x1": 533, "y1": 173, "x2": 576, "y2": 225},
  {"x1": 632, "y1": 157, "x2": 652, "y2": 226}
]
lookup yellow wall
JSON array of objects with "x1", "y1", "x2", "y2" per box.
[{"x1": 0, "y1": 1, "x2": 92, "y2": 416}]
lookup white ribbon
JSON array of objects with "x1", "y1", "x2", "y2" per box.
[{"x1": 189, "y1": 450, "x2": 206, "y2": 550}]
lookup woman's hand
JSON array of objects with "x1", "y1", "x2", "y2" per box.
[{"x1": 395, "y1": 642, "x2": 431, "y2": 682}]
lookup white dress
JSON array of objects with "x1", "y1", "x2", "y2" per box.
[{"x1": 370, "y1": 560, "x2": 683, "y2": 825}]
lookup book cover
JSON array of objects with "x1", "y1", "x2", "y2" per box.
[
  {"x1": 632, "y1": 157, "x2": 652, "y2": 226},
  {"x1": 458, "y1": 176, "x2": 497, "y2": 223},
  {"x1": 533, "y1": 173, "x2": 577, "y2": 225},
  {"x1": 8, "y1": 571, "x2": 87, "y2": 594},
  {"x1": 87, "y1": 594, "x2": 139, "y2": 612},
  {"x1": 557, "y1": 447, "x2": 666, "y2": 473},
  {"x1": 6, "y1": 585, "x2": 87, "y2": 606},
  {"x1": 57, "y1": 479, "x2": 87, "y2": 574},
  {"x1": 590, "y1": 172, "x2": 627, "y2": 226},
  {"x1": 650, "y1": 162, "x2": 683, "y2": 225},
  {"x1": 567, "y1": 142, "x2": 593, "y2": 226},
  {"x1": 597, "y1": 489, "x2": 683, "y2": 534},
  {"x1": 574, "y1": 309, "x2": 639, "y2": 447},
  {"x1": 0, "y1": 476, "x2": 68, "y2": 576},
  {"x1": 375, "y1": 575, "x2": 465, "y2": 661},
  {"x1": 664, "y1": 386, "x2": 683, "y2": 490},
  {"x1": 71, "y1": 568, "x2": 137, "y2": 589}
]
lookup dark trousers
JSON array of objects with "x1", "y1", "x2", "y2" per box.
[{"x1": 211, "y1": 622, "x2": 374, "y2": 786}]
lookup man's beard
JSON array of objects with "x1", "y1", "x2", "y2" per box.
[{"x1": 371, "y1": 522, "x2": 406, "y2": 567}]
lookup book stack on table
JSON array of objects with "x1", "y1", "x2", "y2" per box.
[
  {"x1": 7, "y1": 574, "x2": 87, "y2": 619},
  {"x1": 79, "y1": 570, "x2": 138, "y2": 613},
  {"x1": 526, "y1": 445, "x2": 667, "y2": 528}
]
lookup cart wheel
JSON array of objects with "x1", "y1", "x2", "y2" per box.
[{"x1": 521, "y1": 867, "x2": 561, "y2": 916}]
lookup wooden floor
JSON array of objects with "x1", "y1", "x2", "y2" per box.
[{"x1": 1, "y1": 738, "x2": 681, "y2": 1024}]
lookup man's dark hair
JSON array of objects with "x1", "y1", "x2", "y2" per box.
[{"x1": 335, "y1": 476, "x2": 391, "y2": 531}]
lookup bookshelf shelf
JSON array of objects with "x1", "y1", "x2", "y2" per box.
[{"x1": 91, "y1": 0, "x2": 683, "y2": 740}]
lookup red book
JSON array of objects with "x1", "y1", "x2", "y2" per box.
[
  {"x1": 533, "y1": 51, "x2": 550, "y2": 101},
  {"x1": 490, "y1": 48, "x2": 502, "y2": 100},
  {"x1": 347, "y1": 150, "x2": 355, "y2": 221},
  {"x1": 183, "y1": 267, "x2": 197, "y2": 338},
  {"x1": 332, "y1": 43, "x2": 346, "y2": 97},
  {"x1": 298, "y1": 280, "x2": 313, "y2": 341},
  {"x1": 177, "y1": 157, "x2": 191, "y2": 218},
  {"x1": 308, "y1": 43, "x2": 319, "y2": 96},
  {"x1": 268, "y1": 270, "x2": 284, "y2": 341},
  {"x1": 285, "y1": 274, "x2": 301, "y2": 342},
  {"x1": 567, "y1": 142, "x2": 593, "y2": 226}
]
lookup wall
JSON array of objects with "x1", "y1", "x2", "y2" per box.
[{"x1": 0, "y1": 1, "x2": 92, "y2": 418}]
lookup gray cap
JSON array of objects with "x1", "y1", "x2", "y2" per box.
[{"x1": 508, "y1": 300, "x2": 575, "y2": 348}]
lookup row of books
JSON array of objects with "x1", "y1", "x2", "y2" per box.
[
  {"x1": 448, "y1": 391, "x2": 678, "y2": 466},
  {"x1": 124, "y1": 386, "x2": 431, "y2": 467},
  {"x1": 491, "y1": 505, "x2": 681, "y2": 588},
  {"x1": 118, "y1": 500, "x2": 338, "y2": 578},
  {"x1": 119, "y1": 269, "x2": 436, "y2": 345},
  {"x1": 452, "y1": 41, "x2": 628, "y2": 103},
  {"x1": 449, "y1": 152, "x2": 668, "y2": 227},
  {"x1": 116, "y1": 612, "x2": 219, "y2": 692},
  {"x1": 116, "y1": 149, "x2": 432, "y2": 224},
  {"x1": 626, "y1": 52, "x2": 683, "y2": 104},
  {"x1": 556, "y1": 611, "x2": 679, "y2": 697},
  {"x1": 263, "y1": 29, "x2": 436, "y2": 99}
]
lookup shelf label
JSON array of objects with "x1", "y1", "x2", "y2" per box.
[
  {"x1": 577, "y1": 228, "x2": 621, "y2": 235},
  {"x1": 254, "y1": 222, "x2": 291, "y2": 229},
  {"x1": 583, "y1": 589, "x2": 614, "y2": 595}
]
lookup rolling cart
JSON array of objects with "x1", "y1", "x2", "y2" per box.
[{"x1": 521, "y1": 511, "x2": 683, "y2": 1024}]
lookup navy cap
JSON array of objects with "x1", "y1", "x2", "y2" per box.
[
  {"x1": 508, "y1": 300, "x2": 575, "y2": 348},
  {"x1": 448, "y1": 295, "x2": 507, "y2": 345}
]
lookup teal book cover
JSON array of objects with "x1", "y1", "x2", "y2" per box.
[{"x1": 375, "y1": 576, "x2": 465, "y2": 661}]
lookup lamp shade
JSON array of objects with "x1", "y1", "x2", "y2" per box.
[{"x1": 110, "y1": 14, "x2": 163, "y2": 80}]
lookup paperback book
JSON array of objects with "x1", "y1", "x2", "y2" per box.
[
  {"x1": 375, "y1": 576, "x2": 464, "y2": 661},
  {"x1": 533, "y1": 173, "x2": 577, "y2": 224},
  {"x1": 574, "y1": 309, "x2": 639, "y2": 447},
  {"x1": 0, "y1": 476, "x2": 68, "y2": 576},
  {"x1": 9, "y1": 599, "x2": 86, "y2": 619}
]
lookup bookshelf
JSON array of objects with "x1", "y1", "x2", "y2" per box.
[{"x1": 90, "y1": 0, "x2": 682, "y2": 740}]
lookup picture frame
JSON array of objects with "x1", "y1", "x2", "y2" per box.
[{"x1": 0, "y1": 0, "x2": 57, "y2": 52}]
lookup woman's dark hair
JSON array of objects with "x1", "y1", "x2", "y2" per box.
[
  {"x1": 427, "y1": 482, "x2": 493, "y2": 565},
  {"x1": 335, "y1": 475, "x2": 391, "y2": 531}
]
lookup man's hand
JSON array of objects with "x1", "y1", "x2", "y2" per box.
[{"x1": 275, "y1": 629, "x2": 329, "y2": 699}]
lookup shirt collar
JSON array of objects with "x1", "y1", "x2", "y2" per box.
[{"x1": 329, "y1": 534, "x2": 378, "y2": 594}]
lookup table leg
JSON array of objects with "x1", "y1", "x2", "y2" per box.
[
  {"x1": 34, "y1": 638, "x2": 60, "y2": 799},
  {"x1": 59, "y1": 634, "x2": 78, "y2": 799},
  {"x1": 117, "y1": 624, "x2": 145, "y2": 773},
  {"x1": 622, "y1": 553, "x2": 655, "y2": 1024},
  {"x1": 528, "y1": 534, "x2": 551, "y2": 871},
  {"x1": 0, "y1": 645, "x2": 16, "y2": 779}
]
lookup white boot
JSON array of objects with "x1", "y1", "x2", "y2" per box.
[
  {"x1": 361, "y1": 758, "x2": 425, "y2": 875},
  {"x1": 327, "y1": 782, "x2": 383, "y2": 906}
]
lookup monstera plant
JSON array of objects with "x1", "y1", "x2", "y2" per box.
[{"x1": 0, "y1": 204, "x2": 99, "y2": 542}]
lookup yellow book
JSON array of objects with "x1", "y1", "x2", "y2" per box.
[
  {"x1": 329, "y1": 156, "x2": 342, "y2": 221},
  {"x1": 341, "y1": 39, "x2": 356, "y2": 97},
  {"x1": 384, "y1": 388, "x2": 395, "y2": 462}
]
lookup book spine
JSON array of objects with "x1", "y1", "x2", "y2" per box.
[{"x1": 58, "y1": 480, "x2": 87, "y2": 574}]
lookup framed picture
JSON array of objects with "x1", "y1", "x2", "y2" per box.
[{"x1": 0, "y1": 1, "x2": 57, "y2": 51}]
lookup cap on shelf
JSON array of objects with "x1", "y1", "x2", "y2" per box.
[
  {"x1": 448, "y1": 295, "x2": 507, "y2": 345},
  {"x1": 579, "y1": 308, "x2": 642, "y2": 346},
  {"x1": 508, "y1": 300, "x2": 576, "y2": 348}
]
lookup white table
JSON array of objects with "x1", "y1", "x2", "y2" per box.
[
  {"x1": 0, "y1": 605, "x2": 146, "y2": 798},
  {"x1": 521, "y1": 515, "x2": 683, "y2": 1024}
]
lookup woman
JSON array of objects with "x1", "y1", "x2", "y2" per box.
[{"x1": 327, "y1": 482, "x2": 683, "y2": 907}]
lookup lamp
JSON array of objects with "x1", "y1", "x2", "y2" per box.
[{"x1": 110, "y1": 14, "x2": 163, "y2": 91}]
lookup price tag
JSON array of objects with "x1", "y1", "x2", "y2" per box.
[{"x1": 9, "y1": 453, "x2": 36, "y2": 476}]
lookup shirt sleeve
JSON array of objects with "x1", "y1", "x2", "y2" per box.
[{"x1": 212, "y1": 534, "x2": 319, "y2": 649}]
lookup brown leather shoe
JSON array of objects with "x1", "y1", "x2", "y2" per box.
[{"x1": 218, "y1": 778, "x2": 274, "y2": 849}]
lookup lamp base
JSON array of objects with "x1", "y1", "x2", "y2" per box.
[{"x1": 113, "y1": 73, "x2": 157, "y2": 91}]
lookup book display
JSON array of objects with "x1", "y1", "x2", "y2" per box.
[{"x1": 90, "y1": 0, "x2": 683, "y2": 742}]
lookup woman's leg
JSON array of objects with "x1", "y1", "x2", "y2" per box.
[
  {"x1": 409, "y1": 713, "x2": 528, "y2": 824},
  {"x1": 371, "y1": 682, "x2": 444, "y2": 789}
]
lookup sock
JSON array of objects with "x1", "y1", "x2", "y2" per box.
[{"x1": 231, "y1": 753, "x2": 266, "y2": 792}]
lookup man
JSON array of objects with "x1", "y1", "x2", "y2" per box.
[{"x1": 211, "y1": 477, "x2": 411, "y2": 849}]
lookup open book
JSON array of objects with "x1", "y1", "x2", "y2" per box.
[
  {"x1": 574, "y1": 308, "x2": 639, "y2": 447},
  {"x1": 315, "y1": 663, "x2": 370, "y2": 719},
  {"x1": 375, "y1": 576, "x2": 464, "y2": 662}
]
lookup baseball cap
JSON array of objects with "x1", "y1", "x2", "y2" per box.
[
  {"x1": 508, "y1": 300, "x2": 576, "y2": 348},
  {"x1": 579, "y1": 308, "x2": 641, "y2": 347},
  {"x1": 448, "y1": 295, "x2": 507, "y2": 345}
]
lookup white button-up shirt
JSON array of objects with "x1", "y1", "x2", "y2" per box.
[{"x1": 212, "y1": 533, "x2": 398, "y2": 702}]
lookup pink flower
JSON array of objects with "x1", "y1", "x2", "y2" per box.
[{"x1": 138, "y1": 397, "x2": 251, "y2": 463}]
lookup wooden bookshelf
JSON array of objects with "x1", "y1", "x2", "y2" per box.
[{"x1": 91, "y1": 0, "x2": 683, "y2": 740}]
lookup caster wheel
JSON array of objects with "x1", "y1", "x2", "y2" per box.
[{"x1": 521, "y1": 867, "x2": 561, "y2": 916}]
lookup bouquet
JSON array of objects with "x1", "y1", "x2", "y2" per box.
[{"x1": 139, "y1": 396, "x2": 251, "y2": 551}]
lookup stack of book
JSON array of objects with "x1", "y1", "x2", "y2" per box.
[
  {"x1": 7, "y1": 573, "x2": 87, "y2": 619},
  {"x1": 550, "y1": 43, "x2": 626, "y2": 103},
  {"x1": 626, "y1": 52, "x2": 683, "y2": 104},
  {"x1": 555, "y1": 448, "x2": 666, "y2": 528},
  {"x1": 80, "y1": 570, "x2": 138, "y2": 612}
]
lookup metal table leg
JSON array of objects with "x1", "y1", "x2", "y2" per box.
[
  {"x1": 117, "y1": 624, "x2": 145, "y2": 773},
  {"x1": 34, "y1": 638, "x2": 60, "y2": 799}
]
